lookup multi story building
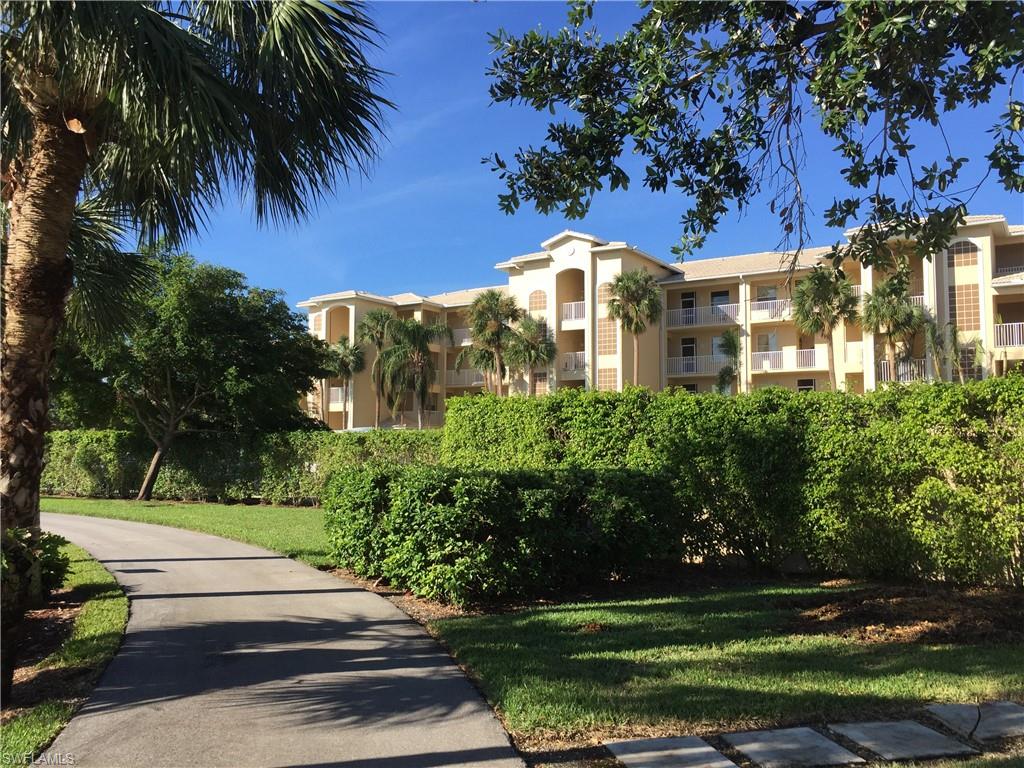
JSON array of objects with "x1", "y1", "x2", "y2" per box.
[{"x1": 299, "y1": 214, "x2": 1023, "y2": 429}]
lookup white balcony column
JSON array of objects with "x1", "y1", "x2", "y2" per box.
[
  {"x1": 659, "y1": 289, "x2": 668, "y2": 391},
  {"x1": 862, "y1": 265, "x2": 877, "y2": 391},
  {"x1": 923, "y1": 254, "x2": 938, "y2": 381},
  {"x1": 585, "y1": 262, "x2": 596, "y2": 390},
  {"x1": 738, "y1": 279, "x2": 751, "y2": 393}
]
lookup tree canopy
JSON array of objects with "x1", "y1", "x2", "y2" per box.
[{"x1": 486, "y1": 1, "x2": 1024, "y2": 267}]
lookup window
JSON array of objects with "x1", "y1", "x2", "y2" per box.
[
  {"x1": 597, "y1": 283, "x2": 613, "y2": 304},
  {"x1": 710, "y1": 290, "x2": 730, "y2": 306},
  {"x1": 680, "y1": 337, "x2": 696, "y2": 357},
  {"x1": 711, "y1": 336, "x2": 723, "y2": 356},
  {"x1": 597, "y1": 368, "x2": 617, "y2": 391},
  {"x1": 948, "y1": 284, "x2": 980, "y2": 331},
  {"x1": 958, "y1": 344, "x2": 983, "y2": 381},
  {"x1": 533, "y1": 371, "x2": 549, "y2": 395},
  {"x1": 678, "y1": 291, "x2": 696, "y2": 309},
  {"x1": 756, "y1": 285, "x2": 777, "y2": 301},
  {"x1": 528, "y1": 290, "x2": 547, "y2": 312},
  {"x1": 947, "y1": 240, "x2": 979, "y2": 268},
  {"x1": 756, "y1": 332, "x2": 777, "y2": 352},
  {"x1": 311, "y1": 314, "x2": 323, "y2": 334},
  {"x1": 681, "y1": 383, "x2": 698, "y2": 393},
  {"x1": 597, "y1": 317, "x2": 617, "y2": 354},
  {"x1": 797, "y1": 378, "x2": 816, "y2": 392}
]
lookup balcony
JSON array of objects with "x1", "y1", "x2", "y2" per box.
[
  {"x1": 751, "y1": 345, "x2": 829, "y2": 372},
  {"x1": 995, "y1": 265, "x2": 1024, "y2": 277},
  {"x1": 665, "y1": 303, "x2": 741, "y2": 328},
  {"x1": 750, "y1": 298, "x2": 792, "y2": 322},
  {"x1": 445, "y1": 369, "x2": 487, "y2": 387},
  {"x1": 561, "y1": 300, "x2": 586, "y2": 323},
  {"x1": 451, "y1": 328, "x2": 472, "y2": 346},
  {"x1": 751, "y1": 351, "x2": 783, "y2": 371},
  {"x1": 995, "y1": 322, "x2": 1024, "y2": 348},
  {"x1": 876, "y1": 358, "x2": 927, "y2": 383},
  {"x1": 666, "y1": 354, "x2": 728, "y2": 377},
  {"x1": 561, "y1": 351, "x2": 586, "y2": 378}
]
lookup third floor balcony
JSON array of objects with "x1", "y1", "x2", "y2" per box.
[{"x1": 665, "y1": 303, "x2": 741, "y2": 329}]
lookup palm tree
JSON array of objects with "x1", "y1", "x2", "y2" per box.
[
  {"x1": 923, "y1": 318, "x2": 964, "y2": 382},
  {"x1": 330, "y1": 336, "x2": 364, "y2": 429},
  {"x1": 792, "y1": 266, "x2": 860, "y2": 390},
  {"x1": 716, "y1": 328, "x2": 742, "y2": 394},
  {"x1": 607, "y1": 269, "x2": 663, "y2": 385},
  {"x1": 1, "y1": 2, "x2": 389, "y2": 533},
  {"x1": 380, "y1": 318, "x2": 452, "y2": 429},
  {"x1": 454, "y1": 343, "x2": 499, "y2": 393},
  {"x1": 462, "y1": 290, "x2": 522, "y2": 397},
  {"x1": 356, "y1": 308, "x2": 395, "y2": 428},
  {"x1": 507, "y1": 316, "x2": 557, "y2": 396},
  {"x1": 861, "y1": 271, "x2": 923, "y2": 383}
]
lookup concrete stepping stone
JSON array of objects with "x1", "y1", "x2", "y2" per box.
[
  {"x1": 926, "y1": 700, "x2": 1024, "y2": 742},
  {"x1": 722, "y1": 727, "x2": 865, "y2": 767},
  {"x1": 605, "y1": 736, "x2": 737, "y2": 768},
  {"x1": 830, "y1": 720, "x2": 978, "y2": 760}
]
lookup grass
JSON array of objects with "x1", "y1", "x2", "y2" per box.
[
  {"x1": 434, "y1": 585, "x2": 1024, "y2": 741},
  {"x1": 1, "y1": 544, "x2": 129, "y2": 765},
  {"x1": 42, "y1": 497, "x2": 330, "y2": 567}
]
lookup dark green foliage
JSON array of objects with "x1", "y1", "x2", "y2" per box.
[{"x1": 41, "y1": 430, "x2": 440, "y2": 505}]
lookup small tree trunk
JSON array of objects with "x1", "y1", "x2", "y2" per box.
[
  {"x1": 529, "y1": 371, "x2": 536, "y2": 397},
  {"x1": 137, "y1": 437, "x2": 173, "y2": 501},
  {"x1": 826, "y1": 335, "x2": 838, "y2": 391},
  {"x1": 1, "y1": 117, "x2": 88, "y2": 534},
  {"x1": 886, "y1": 339, "x2": 899, "y2": 383},
  {"x1": 494, "y1": 350, "x2": 504, "y2": 397},
  {"x1": 633, "y1": 334, "x2": 640, "y2": 386},
  {"x1": 373, "y1": 379, "x2": 381, "y2": 429}
]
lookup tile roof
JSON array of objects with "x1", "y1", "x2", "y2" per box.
[{"x1": 660, "y1": 246, "x2": 833, "y2": 283}]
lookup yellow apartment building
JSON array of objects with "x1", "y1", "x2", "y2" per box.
[{"x1": 299, "y1": 214, "x2": 1023, "y2": 429}]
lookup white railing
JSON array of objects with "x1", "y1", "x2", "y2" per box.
[
  {"x1": 995, "y1": 264, "x2": 1024, "y2": 276},
  {"x1": 910, "y1": 294, "x2": 926, "y2": 307},
  {"x1": 562, "y1": 351, "x2": 586, "y2": 372},
  {"x1": 850, "y1": 284, "x2": 864, "y2": 298},
  {"x1": 451, "y1": 328, "x2": 472, "y2": 346},
  {"x1": 994, "y1": 322, "x2": 1024, "y2": 348},
  {"x1": 750, "y1": 298, "x2": 792, "y2": 321},
  {"x1": 796, "y1": 349, "x2": 817, "y2": 368},
  {"x1": 561, "y1": 301, "x2": 586, "y2": 321},
  {"x1": 846, "y1": 341, "x2": 863, "y2": 366},
  {"x1": 445, "y1": 369, "x2": 487, "y2": 387},
  {"x1": 329, "y1": 386, "x2": 344, "y2": 404},
  {"x1": 394, "y1": 410, "x2": 443, "y2": 428},
  {"x1": 665, "y1": 303, "x2": 741, "y2": 328},
  {"x1": 666, "y1": 354, "x2": 729, "y2": 376},
  {"x1": 876, "y1": 358, "x2": 927, "y2": 383},
  {"x1": 751, "y1": 350, "x2": 783, "y2": 371}
]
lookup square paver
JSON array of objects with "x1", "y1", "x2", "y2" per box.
[
  {"x1": 722, "y1": 727, "x2": 865, "y2": 768},
  {"x1": 605, "y1": 736, "x2": 736, "y2": 768},
  {"x1": 927, "y1": 700, "x2": 1024, "y2": 742},
  {"x1": 830, "y1": 720, "x2": 978, "y2": 760}
]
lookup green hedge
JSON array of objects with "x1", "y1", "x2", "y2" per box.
[{"x1": 42, "y1": 429, "x2": 440, "y2": 505}]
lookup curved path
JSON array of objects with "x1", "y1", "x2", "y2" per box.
[{"x1": 41, "y1": 513, "x2": 522, "y2": 768}]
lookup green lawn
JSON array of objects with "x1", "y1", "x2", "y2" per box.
[
  {"x1": 1, "y1": 544, "x2": 129, "y2": 765},
  {"x1": 435, "y1": 586, "x2": 1024, "y2": 740},
  {"x1": 42, "y1": 497, "x2": 330, "y2": 567}
]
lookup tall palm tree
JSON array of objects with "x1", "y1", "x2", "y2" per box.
[
  {"x1": 792, "y1": 266, "x2": 860, "y2": 390},
  {"x1": 462, "y1": 290, "x2": 522, "y2": 397},
  {"x1": 608, "y1": 269, "x2": 663, "y2": 385},
  {"x1": 454, "y1": 342, "x2": 499, "y2": 393},
  {"x1": 356, "y1": 308, "x2": 395, "y2": 428},
  {"x1": 507, "y1": 315, "x2": 557, "y2": 396},
  {"x1": 330, "y1": 336, "x2": 364, "y2": 429},
  {"x1": 380, "y1": 318, "x2": 452, "y2": 429},
  {"x1": 716, "y1": 328, "x2": 742, "y2": 394},
  {"x1": 861, "y1": 271, "x2": 923, "y2": 383},
  {"x1": 1, "y1": 1, "x2": 389, "y2": 533}
]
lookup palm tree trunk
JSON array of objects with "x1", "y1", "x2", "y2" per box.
[
  {"x1": 373, "y1": 376, "x2": 381, "y2": 429},
  {"x1": 529, "y1": 371, "x2": 536, "y2": 397},
  {"x1": 494, "y1": 350, "x2": 504, "y2": 397},
  {"x1": 415, "y1": 390, "x2": 423, "y2": 430},
  {"x1": 1, "y1": 118, "x2": 88, "y2": 534},
  {"x1": 886, "y1": 339, "x2": 899, "y2": 383},
  {"x1": 633, "y1": 334, "x2": 640, "y2": 386},
  {"x1": 826, "y1": 336, "x2": 837, "y2": 391}
]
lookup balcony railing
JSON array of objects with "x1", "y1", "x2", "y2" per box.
[
  {"x1": 562, "y1": 351, "x2": 586, "y2": 372},
  {"x1": 995, "y1": 264, "x2": 1024, "y2": 276},
  {"x1": 796, "y1": 349, "x2": 818, "y2": 369},
  {"x1": 561, "y1": 301, "x2": 586, "y2": 321},
  {"x1": 446, "y1": 369, "x2": 487, "y2": 387},
  {"x1": 750, "y1": 298, "x2": 792, "y2": 321},
  {"x1": 451, "y1": 328, "x2": 472, "y2": 346},
  {"x1": 751, "y1": 350, "x2": 783, "y2": 371},
  {"x1": 666, "y1": 303, "x2": 740, "y2": 328},
  {"x1": 876, "y1": 358, "x2": 927, "y2": 383},
  {"x1": 995, "y1": 322, "x2": 1024, "y2": 348},
  {"x1": 666, "y1": 354, "x2": 729, "y2": 376}
]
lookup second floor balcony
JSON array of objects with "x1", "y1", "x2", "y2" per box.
[
  {"x1": 750, "y1": 298, "x2": 792, "y2": 322},
  {"x1": 561, "y1": 300, "x2": 586, "y2": 323},
  {"x1": 450, "y1": 328, "x2": 472, "y2": 346},
  {"x1": 561, "y1": 351, "x2": 586, "y2": 378},
  {"x1": 446, "y1": 369, "x2": 487, "y2": 387},
  {"x1": 751, "y1": 344, "x2": 829, "y2": 372},
  {"x1": 665, "y1": 303, "x2": 741, "y2": 328},
  {"x1": 666, "y1": 354, "x2": 728, "y2": 376},
  {"x1": 995, "y1": 322, "x2": 1024, "y2": 348},
  {"x1": 876, "y1": 358, "x2": 927, "y2": 383}
]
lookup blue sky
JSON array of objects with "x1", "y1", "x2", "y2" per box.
[{"x1": 191, "y1": 2, "x2": 1022, "y2": 308}]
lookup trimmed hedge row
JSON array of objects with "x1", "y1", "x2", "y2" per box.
[{"x1": 42, "y1": 429, "x2": 440, "y2": 505}]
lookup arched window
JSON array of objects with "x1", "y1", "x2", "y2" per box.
[
  {"x1": 947, "y1": 240, "x2": 979, "y2": 268},
  {"x1": 528, "y1": 290, "x2": 547, "y2": 312}
]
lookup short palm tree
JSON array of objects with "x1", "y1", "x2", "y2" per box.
[
  {"x1": 455, "y1": 343, "x2": 500, "y2": 393},
  {"x1": 716, "y1": 328, "x2": 742, "y2": 394},
  {"x1": 607, "y1": 269, "x2": 663, "y2": 385},
  {"x1": 507, "y1": 316, "x2": 557, "y2": 396},
  {"x1": 792, "y1": 266, "x2": 860, "y2": 390},
  {"x1": 861, "y1": 271, "x2": 923, "y2": 382},
  {"x1": 462, "y1": 290, "x2": 522, "y2": 397},
  {"x1": 1, "y1": 1, "x2": 389, "y2": 534},
  {"x1": 329, "y1": 336, "x2": 365, "y2": 429},
  {"x1": 356, "y1": 308, "x2": 396, "y2": 428},
  {"x1": 380, "y1": 318, "x2": 452, "y2": 429},
  {"x1": 923, "y1": 318, "x2": 960, "y2": 382}
]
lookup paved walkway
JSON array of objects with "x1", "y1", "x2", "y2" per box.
[{"x1": 41, "y1": 513, "x2": 522, "y2": 768}]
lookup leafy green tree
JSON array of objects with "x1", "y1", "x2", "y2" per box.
[
  {"x1": 380, "y1": 318, "x2": 452, "y2": 429},
  {"x1": 486, "y1": 2, "x2": 1023, "y2": 267},
  {"x1": 1, "y1": 0, "x2": 388, "y2": 532},
  {"x1": 91, "y1": 255, "x2": 333, "y2": 500},
  {"x1": 716, "y1": 329, "x2": 742, "y2": 395},
  {"x1": 461, "y1": 290, "x2": 523, "y2": 397},
  {"x1": 607, "y1": 269, "x2": 662, "y2": 385},
  {"x1": 328, "y1": 336, "x2": 365, "y2": 429},
  {"x1": 507, "y1": 315, "x2": 558, "y2": 396},
  {"x1": 792, "y1": 266, "x2": 860, "y2": 390},
  {"x1": 356, "y1": 308, "x2": 395, "y2": 428},
  {"x1": 861, "y1": 271, "x2": 924, "y2": 382}
]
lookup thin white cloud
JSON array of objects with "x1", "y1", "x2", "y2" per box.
[{"x1": 338, "y1": 172, "x2": 486, "y2": 213}]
